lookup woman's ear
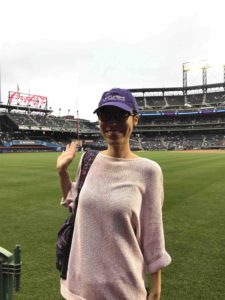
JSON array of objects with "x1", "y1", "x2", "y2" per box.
[{"x1": 133, "y1": 115, "x2": 139, "y2": 127}]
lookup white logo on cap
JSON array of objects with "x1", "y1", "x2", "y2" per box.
[{"x1": 104, "y1": 95, "x2": 126, "y2": 102}]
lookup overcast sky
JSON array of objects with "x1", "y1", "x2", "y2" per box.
[{"x1": 0, "y1": 0, "x2": 225, "y2": 121}]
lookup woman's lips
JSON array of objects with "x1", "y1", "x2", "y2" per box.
[
  {"x1": 105, "y1": 129, "x2": 121, "y2": 133},
  {"x1": 105, "y1": 127, "x2": 122, "y2": 132}
]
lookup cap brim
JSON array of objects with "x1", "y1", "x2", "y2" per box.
[{"x1": 93, "y1": 102, "x2": 133, "y2": 114}]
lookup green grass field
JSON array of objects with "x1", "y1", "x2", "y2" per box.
[{"x1": 0, "y1": 151, "x2": 225, "y2": 299}]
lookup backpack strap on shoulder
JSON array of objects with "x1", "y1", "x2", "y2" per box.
[
  {"x1": 78, "y1": 150, "x2": 99, "y2": 191},
  {"x1": 71, "y1": 150, "x2": 98, "y2": 215}
]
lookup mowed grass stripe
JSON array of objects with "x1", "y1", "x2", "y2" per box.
[{"x1": 0, "y1": 151, "x2": 224, "y2": 299}]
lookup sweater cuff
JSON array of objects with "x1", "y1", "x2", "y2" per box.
[{"x1": 147, "y1": 251, "x2": 171, "y2": 274}]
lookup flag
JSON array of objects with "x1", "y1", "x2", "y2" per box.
[{"x1": 16, "y1": 83, "x2": 20, "y2": 102}]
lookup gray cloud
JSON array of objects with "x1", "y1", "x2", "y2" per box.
[{"x1": 0, "y1": 13, "x2": 214, "y2": 91}]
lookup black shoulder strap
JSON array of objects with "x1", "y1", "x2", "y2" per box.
[
  {"x1": 78, "y1": 150, "x2": 99, "y2": 192},
  {"x1": 72, "y1": 150, "x2": 98, "y2": 215}
]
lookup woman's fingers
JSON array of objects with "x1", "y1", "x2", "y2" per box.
[
  {"x1": 63, "y1": 141, "x2": 76, "y2": 154},
  {"x1": 69, "y1": 141, "x2": 78, "y2": 154}
]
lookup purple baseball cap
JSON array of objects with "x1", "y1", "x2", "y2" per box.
[{"x1": 93, "y1": 88, "x2": 139, "y2": 114}]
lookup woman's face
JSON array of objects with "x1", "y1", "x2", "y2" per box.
[{"x1": 97, "y1": 106, "x2": 139, "y2": 147}]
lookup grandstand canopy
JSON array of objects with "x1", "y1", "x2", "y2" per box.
[
  {"x1": 129, "y1": 82, "x2": 225, "y2": 93},
  {"x1": 0, "y1": 103, "x2": 53, "y2": 113}
]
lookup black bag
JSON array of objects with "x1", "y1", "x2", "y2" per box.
[{"x1": 56, "y1": 150, "x2": 98, "y2": 279}]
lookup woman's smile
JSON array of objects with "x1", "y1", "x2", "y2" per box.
[
  {"x1": 105, "y1": 129, "x2": 122, "y2": 138},
  {"x1": 105, "y1": 128, "x2": 122, "y2": 133}
]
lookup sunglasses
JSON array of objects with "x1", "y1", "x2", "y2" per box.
[{"x1": 97, "y1": 110, "x2": 135, "y2": 122}]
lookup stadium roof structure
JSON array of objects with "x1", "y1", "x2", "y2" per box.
[
  {"x1": 129, "y1": 82, "x2": 225, "y2": 93},
  {"x1": 0, "y1": 103, "x2": 53, "y2": 114}
]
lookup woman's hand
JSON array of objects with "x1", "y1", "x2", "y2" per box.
[
  {"x1": 57, "y1": 141, "x2": 78, "y2": 174},
  {"x1": 148, "y1": 292, "x2": 160, "y2": 300}
]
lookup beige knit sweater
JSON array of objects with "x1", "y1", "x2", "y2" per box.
[{"x1": 60, "y1": 152, "x2": 171, "y2": 300}]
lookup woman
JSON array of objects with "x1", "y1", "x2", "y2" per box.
[{"x1": 57, "y1": 88, "x2": 171, "y2": 300}]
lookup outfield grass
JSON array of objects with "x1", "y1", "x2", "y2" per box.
[{"x1": 0, "y1": 151, "x2": 225, "y2": 299}]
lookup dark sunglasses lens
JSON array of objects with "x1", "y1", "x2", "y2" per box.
[
  {"x1": 116, "y1": 112, "x2": 130, "y2": 121},
  {"x1": 97, "y1": 112, "x2": 109, "y2": 121},
  {"x1": 97, "y1": 111, "x2": 130, "y2": 122}
]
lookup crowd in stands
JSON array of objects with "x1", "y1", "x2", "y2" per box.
[
  {"x1": 9, "y1": 113, "x2": 38, "y2": 126},
  {"x1": 166, "y1": 95, "x2": 184, "y2": 107},
  {"x1": 140, "y1": 115, "x2": 225, "y2": 125},
  {"x1": 204, "y1": 92, "x2": 225, "y2": 105},
  {"x1": 135, "y1": 90, "x2": 225, "y2": 109},
  {"x1": 140, "y1": 133, "x2": 225, "y2": 150},
  {"x1": 6, "y1": 113, "x2": 98, "y2": 133},
  {"x1": 82, "y1": 137, "x2": 143, "y2": 151}
]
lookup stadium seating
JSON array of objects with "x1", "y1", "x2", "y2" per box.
[{"x1": 1, "y1": 83, "x2": 225, "y2": 152}]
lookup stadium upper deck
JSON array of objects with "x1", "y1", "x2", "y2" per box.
[
  {"x1": 130, "y1": 82, "x2": 225, "y2": 110},
  {"x1": 129, "y1": 81, "x2": 225, "y2": 150}
]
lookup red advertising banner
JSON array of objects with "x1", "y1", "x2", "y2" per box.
[{"x1": 9, "y1": 91, "x2": 47, "y2": 108}]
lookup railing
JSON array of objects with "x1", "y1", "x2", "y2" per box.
[{"x1": 0, "y1": 245, "x2": 22, "y2": 300}]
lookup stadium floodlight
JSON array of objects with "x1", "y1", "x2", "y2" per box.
[
  {"x1": 183, "y1": 59, "x2": 225, "y2": 88},
  {"x1": 183, "y1": 60, "x2": 208, "y2": 71},
  {"x1": 184, "y1": 59, "x2": 225, "y2": 71}
]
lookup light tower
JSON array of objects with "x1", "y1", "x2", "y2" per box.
[
  {"x1": 202, "y1": 62, "x2": 209, "y2": 104},
  {"x1": 183, "y1": 60, "x2": 209, "y2": 105},
  {"x1": 76, "y1": 109, "x2": 80, "y2": 141},
  {"x1": 224, "y1": 65, "x2": 225, "y2": 85},
  {"x1": 182, "y1": 62, "x2": 188, "y2": 105}
]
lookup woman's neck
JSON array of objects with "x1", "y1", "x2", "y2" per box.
[{"x1": 102, "y1": 144, "x2": 138, "y2": 159}]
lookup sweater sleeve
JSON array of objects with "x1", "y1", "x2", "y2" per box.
[
  {"x1": 60, "y1": 153, "x2": 84, "y2": 209},
  {"x1": 140, "y1": 162, "x2": 171, "y2": 274}
]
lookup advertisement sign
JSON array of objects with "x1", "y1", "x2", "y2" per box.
[{"x1": 8, "y1": 91, "x2": 47, "y2": 109}]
